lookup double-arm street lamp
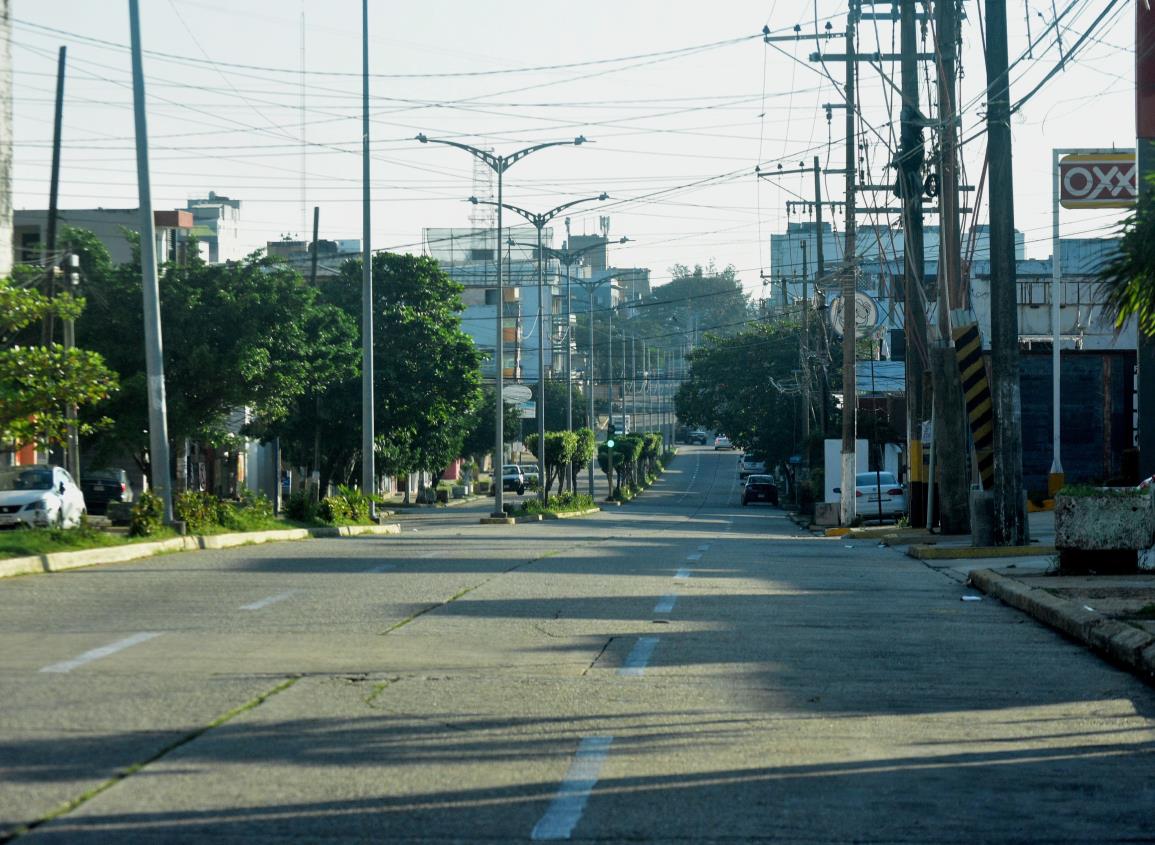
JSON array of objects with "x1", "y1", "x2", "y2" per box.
[
  {"x1": 575, "y1": 270, "x2": 633, "y2": 497},
  {"x1": 471, "y1": 194, "x2": 608, "y2": 503},
  {"x1": 508, "y1": 234, "x2": 629, "y2": 491},
  {"x1": 416, "y1": 133, "x2": 587, "y2": 518}
]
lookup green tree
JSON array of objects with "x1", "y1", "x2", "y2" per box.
[
  {"x1": 461, "y1": 386, "x2": 521, "y2": 466},
  {"x1": 525, "y1": 430, "x2": 578, "y2": 498},
  {"x1": 674, "y1": 320, "x2": 836, "y2": 466},
  {"x1": 73, "y1": 232, "x2": 351, "y2": 476},
  {"x1": 0, "y1": 275, "x2": 118, "y2": 448},
  {"x1": 531, "y1": 379, "x2": 585, "y2": 432},
  {"x1": 306, "y1": 252, "x2": 483, "y2": 486},
  {"x1": 1100, "y1": 198, "x2": 1155, "y2": 333}
]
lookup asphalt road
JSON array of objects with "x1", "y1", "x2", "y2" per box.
[{"x1": 2, "y1": 446, "x2": 1154, "y2": 842}]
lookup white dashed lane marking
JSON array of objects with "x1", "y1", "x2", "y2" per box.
[
  {"x1": 40, "y1": 632, "x2": 163, "y2": 674},
  {"x1": 531, "y1": 736, "x2": 614, "y2": 840},
  {"x1": 653, "y1": 594, "x2": 678, "y2": 615},
  {"x1": 619, "y1": 637, "x2": 660, "y2": 677},
  {"x1": 239, "y1": 591, "x2": 296, "y2": 611}
]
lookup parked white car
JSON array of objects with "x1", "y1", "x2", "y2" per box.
[
  {"x1": 0, "y1": 465, "x2": 87, "y2": 529},
  {"x1": 851, "y1": 471, "x2": 907, "y2": 520}
]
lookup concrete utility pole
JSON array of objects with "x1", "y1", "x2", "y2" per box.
[
  {"x1": 932, "y1": 0, "x2": 970, "y2": 534},
  {"x1": 800, "y1": 239, "x2": 810, "y2": 445},
  {"x1": 899, "y1": 0, "x2": 930, "y2": 527},
  {"x1": 360, "y1": 0, "x2": 375, "y2": 515},
  {"x1": 986, "y1": 0, "x2": 1028, "y2": 544},
  {"x1": 1137, "y1": 0, "x2": 1155, "y2": 478},
  {"x1": 42, "y1": 47, "x2": 65, "y2": 347},
  {"x1": 840, "y1": 17, "x2": 859, "y2": 528},
  {"x1": 0, "y1": 0, "x2": 11, "y2": 280},
  {"x1": 128, "y1": 0, "x2": 174, "y2": 522}
]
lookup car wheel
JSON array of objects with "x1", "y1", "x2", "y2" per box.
[{"x1": 518, "y1": 485, "x2": 525, "y2": 496}]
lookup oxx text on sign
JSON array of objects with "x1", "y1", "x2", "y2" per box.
[{"x1": 1059, "y1": 153, "x2": 1137, "y2": 209}]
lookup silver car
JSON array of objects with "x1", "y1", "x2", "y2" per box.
[
  {"x1": 0, "y1": 465, "x2": 88, "y2": 529},
  {"x1": 853, "y1": 471, "x2": 906, "y2": 519}
]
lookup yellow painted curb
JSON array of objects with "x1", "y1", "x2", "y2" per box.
[
  {"x1": 824, "y1": 527, "x2": 850, "y2": 537},
  {"x1": 907, "y1": 544, "x2": 1057, "y2": 560}
]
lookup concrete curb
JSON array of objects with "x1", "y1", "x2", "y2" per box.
[
  {"x1": 541, "y1": 507, "x2": 603, "y2": 520},
  {"x1": 907, "y1": 543, "x2": 1056, "y2": 560},
  {"x1": 0, "y1": 523, "x2": 402, "y2": 580},
  {"x1": 969, "y1": 568, "x2": 1155, "y2": 684}
]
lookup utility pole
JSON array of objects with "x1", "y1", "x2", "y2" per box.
[
  {"x1": 840, "y1": 16, "x2": 859, "y2": 528},
  {"x1": 1137, "y1": 0, "x2": 1155, "y2": 478},
  {"x1": 128, "y1": 0, "x2": 174, "y2": 523},
  {"x1": 0, "y1": 0, "x2": 12, "y2": 281},
  {"x1": 360, "y1": 0, "x2": 375, "y2": 516},
  {"x1": 986, "y1": 0, "x2": 1027, "y2": 544},
  {"x1": 800, "y1": 239, "x2": 811, "y2": 445},
  {"x1": 899, "y1": 0, "x2": 930, "y2": 527},
  {"x1": 43, "y1": 46, "x2": 65, "y2": 346},
  {"x1": 932, "y1": 0, "x2": 970, "y2": 534}
]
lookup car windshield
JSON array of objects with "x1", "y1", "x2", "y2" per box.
[
  {"x1": 747, "y1": 475, "x2": 773, "y2": 484},
  {"x1": 85, "y1": 469, "x2": 121, "y2": 482},
  {"x1": 0, "y1": 468, "x2": 53, "y2": 491},
  {"x1": 856, "y1": 472, "x2": 897, "y2": 486},
  {"x1": 521, "y1": 465, "x2": 539, "y2": 473},
  {"x1": 502, "y1": 465, "x2": 520, "y2": 474}
]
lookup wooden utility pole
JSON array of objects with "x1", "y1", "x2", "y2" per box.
[
  {"x1": 932, "y1": 0, "x2": 970, "y2": 533},
  {"x1": 900, "y1": 0, "x2": 930, "y2": 527},
  {"x1": 801, "y1": 239, "x2": 810, "y2": 445},
  {"x1": 840, "y1": 16, "x2": 859, "y2": 527},
  {"x1": 986, "y1": 0, "x2": 1028, "y2": 544}
]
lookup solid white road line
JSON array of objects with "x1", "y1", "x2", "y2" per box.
[
  {"x1": 40, "y1": 632, "x2": 163, "y2": 674},
  {"x1": 653, "y1": 594, "x2": 678, "y2": 615},
  {"x1": 674, "y1": 568, "x2": 691, "y2": 581},
  {"x1": 531, "y1": 736, "x2": 614, "y2": 841},
  {"x1": 619, "y1": 636, "x2": 659, "y2": 677},
  {"x1": 366, "y1": 563, "x2": 396, "y2": 573},
  {"x1": 685, "y1": 552, "x2": 702, "y2": 561},
  {"x1": 239, "y1": 591, "x2": 295, "y2": 611}
]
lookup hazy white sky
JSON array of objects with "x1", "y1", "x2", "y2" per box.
[{"x1": 10, "y1": 0, "x2": 1135, "y2": 292}]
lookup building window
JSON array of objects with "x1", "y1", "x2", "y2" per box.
[
  {"x1": 471, "y1": 248, "x2": 494, "y2": 261},
  {"x1": 484, "y1": 288, "x2": 499, "y2": 305}
]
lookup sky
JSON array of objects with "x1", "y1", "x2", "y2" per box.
[{"x1": 9, "y1": 0, "x2": 1137, "y2": 296}]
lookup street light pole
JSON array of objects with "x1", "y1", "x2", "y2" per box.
[
  {"x1": 575, "y1": 272, "x2": 623, "y2": 497},
  {"x1": 472, "y1": 194, "x2": 607, "y2": 504},
  {"x1": 418, "y1": 133, "x2": 588, "y2": 517}
]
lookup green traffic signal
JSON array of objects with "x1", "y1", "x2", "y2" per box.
[{"x1": 606, "y1": 439, "x2": 615, "y2": 448}]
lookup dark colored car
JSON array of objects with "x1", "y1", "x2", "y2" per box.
[
  {"x1": 741, "y1": 474, "x2": 779, "y2": 506},
  {"x1": 688, "y1": 430, "x2": 709, "y2": 445},
  {"x1": 80, "y1": 468, "x2": 134, "y2": 515}
]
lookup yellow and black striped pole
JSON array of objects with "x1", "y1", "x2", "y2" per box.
[{"x1": 953, "y1": 321, "x2": 994, "y2": 490}]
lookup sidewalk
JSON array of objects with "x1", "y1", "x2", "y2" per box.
[{"x1": 875, "y1": 511, "x2": 1155, "y2": 687}]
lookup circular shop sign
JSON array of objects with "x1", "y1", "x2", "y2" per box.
[{"x1": 827, "y1": 292, "x2": 880, "y2": 339}]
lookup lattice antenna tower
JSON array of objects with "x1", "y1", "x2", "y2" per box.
[{"x1": 469, "y1": 150, "x2": 496, "y2": 231}]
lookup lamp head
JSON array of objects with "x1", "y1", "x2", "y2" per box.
[
  {"x1": 469, "y1": 196, "x2": 479, "y2": 204},
  {"x1": 574, "y1": 135, "x2": 588, "y2": 146},
  {"x1": 598, "y1": 192, "x2": 609, "y2": 201},
  {"x1": 415, "y1": 133, "x2": 428, "y2": 144},
  {"x1": 617, "y1": 236, "x2": 630, "y2": 244}
]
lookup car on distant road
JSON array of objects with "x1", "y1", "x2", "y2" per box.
[
  {"x1": 738, "y1": 453, "x2": 767, "y2": 479},
  {"x1": 714, "y1": 435, "x2": 733, "y2": 450},
  {"x1": 0, "y1": 465, "x2": 87, "y2": 529},
  {"x1": 838, "y1": 471, "x2": 906, "y2": 520},
  {"x1": 501, "y1": 464, "x2": 526, "y2": 495},
  {"x1": 79, "y1": 468, "x2": 134, "y2": 516},
  {"x1": 741, "y1": 475, "x2": 779, "y2": 506},
  {"x1": 519, "y1": 464, "x2": 541, "y2": 489},
  {"x1": 688, "y1": 430, "x2": 709, "y2": 445}
]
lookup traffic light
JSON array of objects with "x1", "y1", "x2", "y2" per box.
[{"x1": 606, "y1": 421, "x2": 616, "y2": 449}]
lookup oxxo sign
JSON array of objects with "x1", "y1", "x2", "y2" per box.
[{"x1": 1059, "y1": 152, "x2": 1137, "y2": 209}]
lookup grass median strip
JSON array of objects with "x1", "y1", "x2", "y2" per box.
[{"x1": 1, "y1": 676, "x2": 299, "y2": 843}]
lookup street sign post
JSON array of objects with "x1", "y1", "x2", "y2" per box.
[{"x1": 1050, "y1": 148, "x2": 1137, "y2": 493}]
